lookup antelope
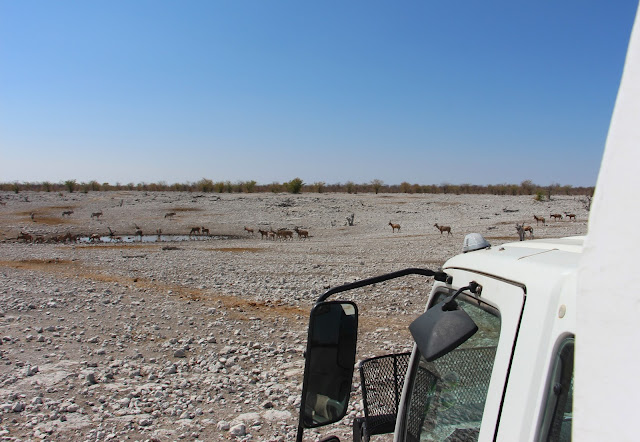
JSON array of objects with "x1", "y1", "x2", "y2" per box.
[
  {"x1": 258, "y1": 229, "x2": 269, "y2": 240},
  {"x1": 164, "y1": 212, "x2": 176, "y2": 219},
  {"x1": 434, "y1": 223, "x2": 452, "y2": 236},
  {"x1": 276, "y1": 229, "x2": 294, "y2": 241},
  {"x1": 189, "y1": 227, "x2": 201, "y2": 236},
  {"x1": 267, "y1": 230, "x2": 277, "y2": 240},
  {"x1": 201, "y1": 227, "x2": 209, "y2": 236},
  {"x1": 244, "y1": 226, "x2": 254, "y2": 236},
  {"x1": 534, "y1": 215, "x2": 546, "y2": 226},
  {"x1": 135, "y1": 229, "x2": 143, "y2": 240},
  {"x1": 91, "y1": 211, "x2": 103, "y2": 220},
  {"x1": 389, "y1": 222, "x2": 401, "y2": 233},
  {"x1": 17, "y1": 231, "x2": 33, "y2": 242},
  {"x1": 62, "y1": 210, "x2": 74, "y2": 217},
  {"x1": 516, "y1": 223, "x2": 534, "y2": 240},
  {"x1": 550, "y1": 213, "x2": 563, "y2": 221},
  {"x1": 294, "y1": 227, "x2": 309, "y2": 240},
  {"x1": 89, "y1": 233, "x2": 101, "y2": 242},
  {"x1": 34, "y1": 235, "x2": 45, "y2": 243},
  {"x1": 564, "y1": 212, "x2": 576, "y2": 221},
  {"x1": 107, "y1": 226, "x2": 116, "y2": 237}
]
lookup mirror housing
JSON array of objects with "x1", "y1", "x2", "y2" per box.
[
  {"x1": 409, "y1": 298, "x2": 478, "y2": 361},
  {"x1": 299, "y1": 301, "x2": 358, "y2": 428}
]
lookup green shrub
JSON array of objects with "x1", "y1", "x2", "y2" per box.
[
  {"x1": 64, "y1": 179, "x2": 77, "y2": 193},
  {"x1": 286, "y1": 177, "x2": 304, "y2": 194}
]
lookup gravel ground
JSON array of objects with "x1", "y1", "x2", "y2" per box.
[{"x1": 0, "y1": 191, "x2": 588, "y2": 441}]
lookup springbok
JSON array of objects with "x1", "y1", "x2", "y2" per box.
[
  {"x1": 189, "y1": 227, "x2": 201, "y2": 236},
  {"x1": 258, "y1": 229, "x2": 269, "y2": 239},
  {"x1": 164, "y1": 212, "x2": 176, "y2": 219},
  {"x1": 62, "y1": 210, "x2": 74, "y2": 217},
  {"x1": 201, "y1": 227, "x2": 209, "y2": 236},
  {"x1": 564, "y1": 212, "x2": 576, "y2": 221},
  {"x1": 550, "y1": 213, "x2": 563, "y2": 221},
  {"x1": 434, "y1": 223, "x2": 452, "y2": 236},
  {"x1": 389, "y1": 222, "x2": 401, "y2": 233},
  {"x1": 244, "y1": 226, "x2": 254, "y2": 236},
  {"x1": 294, "y1": 227, "x2": 309, "y2": 240},
  {"x1": 91, "y1": 211, "x2": 103, "y2": 220}
]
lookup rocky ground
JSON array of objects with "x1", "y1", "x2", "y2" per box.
[{"x1": 0, "y1": 191, "x2": 588, "y2": 441}]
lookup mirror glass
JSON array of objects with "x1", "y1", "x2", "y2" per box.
[{"x1": 301, "y1": 301, "x2": 358, "y2": 428}]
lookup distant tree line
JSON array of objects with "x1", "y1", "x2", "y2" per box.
[{"x1": 0, "y1": 178, "x2": 593, "y2": 198}]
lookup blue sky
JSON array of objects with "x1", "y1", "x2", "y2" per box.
[{"x1": 1, "y1": 1, "x2": 637, "y2": 187}]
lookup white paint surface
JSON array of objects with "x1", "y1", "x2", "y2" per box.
[{"x1": 576, "y1": 3, "x2": 640, "y2": 440}]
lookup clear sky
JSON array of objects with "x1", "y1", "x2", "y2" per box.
[{"x1": 1, "y1": 1, "x2": 637, "y2": 187}]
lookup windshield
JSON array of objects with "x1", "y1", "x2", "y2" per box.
[{"x1": 402, "y1": 291, "x2": 501, "y2": 442}]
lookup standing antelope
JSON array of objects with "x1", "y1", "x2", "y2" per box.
[
  {"x1": 201, "y1": 227, "x2": 209, "y2": 236},
  {"x1": 388, "y1": 222, "x2": 401, "y2": 233},
  {"x1": 564, "y1": 212, "x2": 576, "y2": 221},
  {"x1": 533, "y1": 215, "x2": 546, "y2": 226},
  {"x1": 276, "y1": 229, "x2": 294, "y2": 240},
  {"x1": 434, "y1": 223, "x2": 452, "y2": 236},
  {"x1": 189, "y1": 227, "x2": 201, "y2": 236},
  {"x1": 244, "y1": 226, "x2": 254, "y2": 236},
  {"x1": 258, "y1": 229, "x2": 269, "y2": 240},
  {"x1": 135, "y1": 229, "x2": 143, "y2": 241},
  {"x1": 516, "y1": 223, "x2": 534, "y2": 239},
  {"x1": 164, "y1": 212, "x2": 176, "y2": 219},
  {"x1": 294, "y1": 227, "x2": 309, "y2": 240},
  {"x1": 91, "y1": 211, "x2": 103, "y2": 220},
  {"x1": 550, "y1": 213, "x2": 563, "y2": 221},
  {"x1": 62, "y1": 210, "x2": 74, "y2": 217}
]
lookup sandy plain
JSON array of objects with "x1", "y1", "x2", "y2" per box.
[{"x1": 0, "y1": 191, "x2": 588, "y2": 441}]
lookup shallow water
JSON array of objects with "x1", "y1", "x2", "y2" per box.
[{"x1": 77, "y1": 234, "x2": 235, "y2": 243}]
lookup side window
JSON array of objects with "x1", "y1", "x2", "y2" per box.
[
  {"x1": 539, "y1": 337, "x2": 574, "y2": 442},
  {"x1": 404, "y1": 291, "x2": 501, "y2": 442}
]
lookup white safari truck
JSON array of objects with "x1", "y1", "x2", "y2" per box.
[{"x1": 296, "y1": 3, "x2": 640, "y2": 441}]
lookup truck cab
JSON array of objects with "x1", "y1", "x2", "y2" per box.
[
  {"x1": 296, "y1": 235, "x2": 579, "y2": 441},
  {"x1": 397, "y1": 236, "x2": 579, "y2": 441}
]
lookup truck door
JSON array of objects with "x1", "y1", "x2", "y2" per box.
[{"x1": 397, "y1": 271, "x2": 526, "y2": 442}]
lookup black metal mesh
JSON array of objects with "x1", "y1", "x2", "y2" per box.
[
  {"x1": 359, "y1": 352, "x2": 411, "y2": 437},
  {"x1": 406, "y1": 346, "x2": 497, "y2": 442}
]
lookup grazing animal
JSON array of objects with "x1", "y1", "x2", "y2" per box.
[
  {"x1": 434, "y1": 223, "x2": 452, "y2": 236},
  {"x1": 388, "y1": 222, "x2": 401, "y2": 233},
  {"x1": 89, "y1": 233, "x2": 101, "y2": 242},
  {"x1": 258, "y1": 229, "x2": 269, "y2": 240},
  {"x1": 516, "y1": 223, "x2": 534, "y2": 240},
  {"x1": 267, "y1": 230, "x2": 277, "y2": 240},
  {"x1": 91, "y1": 211, "x2": 103, "y2": 220},
  {"x1": 135, "y1": 229, "x2": 143, "y2": 240},
  {"x1": 550, "y1": 213, "x2": 563, "y2": 221},
  {"x1": 276, "y1": 229, "x2": 293, "y2": 240},
  {"x1": 17, "y1": 231, "x2": 33, "y2": 242},
  {"x1": 164, "y1": 212, "x2": 176, "y2": 219},
  {"x1": 244, "y1": 226, "x2": 254, "y2": 236},
  {"x1": 294, "y1": 227, "x2": 309, "y2": 240},
  {"x1": 564, "y1": 212, "x2": 576, "y2": 221},
  {"x1": 534, "y1": 215, "x2": 546, "y2": 226},
  {"x1": 189, "y1": 227, "x2": 201, "y2": 236},
  {"x1": 201, "y1": 227, "x2": 209, "y2": 236},
  {"x1": 62, "y1": 210, "x2": 74, "y2": 217},
  {"x1": 34, "y1": 235, "x2": 45, "y2": 243}
]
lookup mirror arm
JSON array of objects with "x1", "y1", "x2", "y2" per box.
[{"x1": 316, "y1": 268, "x2": 451, "y2": 304}]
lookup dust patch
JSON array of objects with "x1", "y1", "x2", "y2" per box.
[
  {"x1": 206, "y1": 247, "x2": 265, "y2": 253},
  {"x1": 0, "y1": 258, "x2": 305, "y2": 321}
]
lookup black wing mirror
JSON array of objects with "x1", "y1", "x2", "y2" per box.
[
  {"x1": 409, "y1": 284, "x2": 479, "y2": 361},
  {"x1": 299, "y1": 301, "x2": 358, "y2": 428}
]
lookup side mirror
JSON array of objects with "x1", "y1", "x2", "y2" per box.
[
  {"x1": 299, "y1": 301, "x2": 358, "y2": 428},
  {"x1": 409, "y1": 298, "x2": 477, "y2": 361}
]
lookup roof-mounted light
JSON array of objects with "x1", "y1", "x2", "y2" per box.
[{"x1": 463, "y1": 233, "x2": 491, "y2": 253}]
